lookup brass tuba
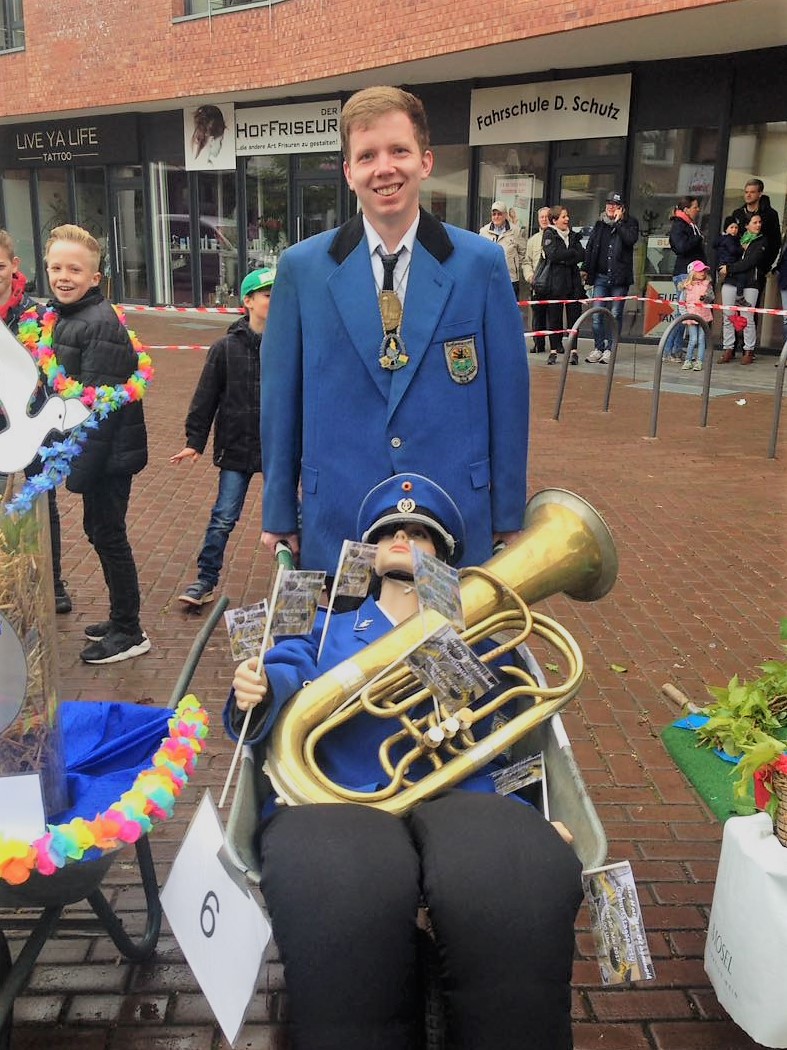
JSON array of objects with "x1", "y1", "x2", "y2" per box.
[{"x1": 264, "y1": 489, "x2": 618, "y2": 816}]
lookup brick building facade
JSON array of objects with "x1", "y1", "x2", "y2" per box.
[{"x1": 0, "y1": 0, "x2": 785, "y2": 344}]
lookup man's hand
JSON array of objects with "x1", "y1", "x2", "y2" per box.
[
  {"x1": 170, "y1": 446, "x2": 201, "y2": 465},
  {"x1": 232, "y1": 657, "x2": 269, "y2": 712},
  {"x1": 262, "y1": 531, "x2": 300, "y2": 556}
]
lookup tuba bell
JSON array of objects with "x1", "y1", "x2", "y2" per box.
[{"x1": 264, "y1": 488, "x2": 618, "y2": 816}]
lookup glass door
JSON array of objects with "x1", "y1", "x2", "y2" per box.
[
  {"x1": 108, "y1": 167, "x2": 148, "y2": 303},
  {"x1": 293, "y1": 153, "x2": 342, "y2": 243}
]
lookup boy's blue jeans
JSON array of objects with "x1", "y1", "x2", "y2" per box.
[
  {"x1": 591, "y1": 276, "x2": 628, "y2": 351},
  {"x1": 197, "y1": 469, "x2": 254, "y2": 587}
]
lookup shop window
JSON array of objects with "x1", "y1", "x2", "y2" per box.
[
  {"x1": 149, "y1": 162, "x2": 194, "y2": 306},
  {"x1": 477, "y1": 142, "x2": 547, "y2": 237},
  {"x1": 629, "y1": 126, "x2": 719, "y2": 291},
  {"x1": 723, "y1": 122, "x2": 787, "y2": 350},
  {"x1": 1, "y1": 170, "x2": 34, "y2": 288},
  {"x1": 246, "y1": 156, "x2": 289, "y2": 272},
  {"x1": 197, "y1": 170, "x2": 239, "y2": 305},
  {"x1": 422, "y1": 146, "x2": 470, "y2": 229},
  {"x1": 0, "y1": 0, "x2": 24, "y2": 51}
]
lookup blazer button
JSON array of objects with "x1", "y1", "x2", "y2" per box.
[{"x1": 390, "y1": 436, "x2": 402, "y2": 449}]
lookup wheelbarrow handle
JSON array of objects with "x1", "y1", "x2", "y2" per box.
[{"x1": 274, "y1": 541, "x2": 295, "y2": 571}]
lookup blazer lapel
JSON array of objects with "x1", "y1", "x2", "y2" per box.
[
  {"x1": 328, "y1": 237, "x2": 389, "y2": 400},
  {"x1": 388, "y1": 239, "x2": 453, "y2": 421}
]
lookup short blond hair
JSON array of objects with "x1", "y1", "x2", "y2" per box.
[
  {"x1": 340, "y1": 86, "x2": 430, "y2": 158},
  {"x1": 45, "y1": 224, "x2": 101, "y2": 272},
  {"x1": 0, "y1": 228, "x2": 18, "y2": 262}
]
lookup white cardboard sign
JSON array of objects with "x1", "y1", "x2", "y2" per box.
[
  {"x1": 0, "y1": 773, "x2": 46, "y2": 841},
  {"x1": 160, "y1": 791, "x2": 272, "y2": 1047}
]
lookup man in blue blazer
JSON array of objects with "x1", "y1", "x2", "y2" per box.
[{"x1": 261, "y1": 86, "x2": 529, "y2": 572}]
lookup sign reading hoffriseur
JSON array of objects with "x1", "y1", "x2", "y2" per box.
[
  {"x1": 470, "y1": 74, "x2": 632, "y2": 146},
  {"x1": 234, "y1": 99, "x2": 341, "y2": 156},
  {"x1": 0, "y1": 114, "x2": 140, "y2": 168}
]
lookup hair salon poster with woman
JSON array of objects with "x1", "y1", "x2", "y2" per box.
[{"x1": 183, "y1": 103, "x2": 236, "y2": 171}]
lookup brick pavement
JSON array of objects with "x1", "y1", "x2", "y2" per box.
[{"x1": 2, "y1": 310, "x2": 785, "y2": 1050}]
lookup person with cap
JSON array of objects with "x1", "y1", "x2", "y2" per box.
[
  {"x1": 522, "y1": 206, "x2": 552, "y2": 353},
  {"x1": 478, "y1": 199, "x2": 526, "y2": 301},
  {"x1": 260, "y1": 86, "x2": 528, "y2": 576},
  {"x1": 677, "y1": 260, "x2": 714, "y2": 371},
  {"x1": 171, "y1": 267, "x2": 275, "y2": 606},
  {"x1": 225, "y1": 472, "x2": 582, "y2": 1050},
  {"x1": 582, "y1": 192, "x2": 640, "y2": 364}
]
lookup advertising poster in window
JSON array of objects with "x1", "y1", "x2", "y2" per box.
[
  {"x1": 493, "y1": 174, "x2": 536, "y2": 235},
  {"x1": 184, "y1": 103, "x2": 236, "y2": 171}
]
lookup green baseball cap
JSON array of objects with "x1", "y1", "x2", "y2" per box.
[{"x1": 240, "y1": 267, "x2": 276, "y2": 299}]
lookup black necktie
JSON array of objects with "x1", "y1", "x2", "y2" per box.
[{"x1": 379, "y1": 249, "x2": 402, "y2": 291}]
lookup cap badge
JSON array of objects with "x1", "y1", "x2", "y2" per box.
[{"x1": 397, "y1": 497, "x2": 416, "y2": 514}]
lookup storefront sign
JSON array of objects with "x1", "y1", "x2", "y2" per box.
[
  {"x1": 234, "y1": 100, "x2": 341, "y2": 156},
  {"x1": 470, "y1": 74, "x2": 631, "y2": 146},
  {"x1": 0, "y1": 114, "x2": 140, "y2": 168}
]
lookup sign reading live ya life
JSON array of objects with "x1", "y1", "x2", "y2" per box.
[
  {"x1": 234, "y1": 99, "x2": 341, "y2": 156},
  {"x1": 0, "y1": 114, "x2": 140, "y2": 168},
  {"x1": 469, "y1": 74, "x2": 632, "y2": 146}
]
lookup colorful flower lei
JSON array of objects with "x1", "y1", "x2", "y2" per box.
[
  {"x1": 5, "y1": 304, "x2": 153, "y2": 518},
  {"x1": 0, "y1": 695, "x2": 208, "y2": 887}
]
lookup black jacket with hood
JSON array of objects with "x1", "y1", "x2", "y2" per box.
[
  {"x1": 583, "y1": 213, "x2": 640, "y2": 287},
  {"x1": 183, "y1": 315, "x2": 262, "y2": 474},
  {"x1": 732, "y1": 194, "x2": 782, "y2": 272},
  {"x1": 53, "y1": 287, "x2": 148, "y2": 492}
]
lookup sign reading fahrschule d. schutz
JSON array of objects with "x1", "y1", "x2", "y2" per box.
[{"x1": 470, "y1": 74, "x2": 631, "y2": 146}]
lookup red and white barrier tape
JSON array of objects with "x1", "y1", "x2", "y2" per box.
[
  {"x1": 119, "y1": 303, "x2": 243, "y2": 314},
  {"x1": 519, "y1": 293, "x2": 787, "y2": 317}
]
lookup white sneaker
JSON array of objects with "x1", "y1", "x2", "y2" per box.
[
  {"x1": 693, "y1": 361, "x2": 703, "y2": 371},
  {"x1": 599, "y1": 349, "x2": 611, "y2": 364},
  {"x1": 585, "y1": 349, "x2": 603, "y2": 363},
  {"x1": 682, "y1": 359, "x2": 693, "y2": 370}
]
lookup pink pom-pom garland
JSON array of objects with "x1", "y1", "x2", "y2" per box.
[{"x1": 0, "y1": 696, "x2": 209, "y2": 887}]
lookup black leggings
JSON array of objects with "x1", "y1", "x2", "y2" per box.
[
  {"x1": 259, "y1": 791, "x2": 583, "y2": 1050},
  {"x1": 546, "y1": 300, "x2": 582, "y2": 351}
]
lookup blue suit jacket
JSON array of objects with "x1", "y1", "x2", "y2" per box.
[{"x1": 261, "y1": 209, "x2": 529, "y2": 571}]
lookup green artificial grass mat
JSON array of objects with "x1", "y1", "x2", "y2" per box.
[{"x1": 661, "y1": 724, "x2": 787, "y2": 823}]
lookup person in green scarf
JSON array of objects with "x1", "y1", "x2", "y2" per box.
[{"x1": 718, "y1": 214, "x2": 768, "y2": 365}]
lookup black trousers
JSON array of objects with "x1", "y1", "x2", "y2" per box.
[
  {"x1": 82, "y1": 474, "x2": 141, "y2": 634},
  {"x1": 546, "y1": 300, "x2": 582, "y2": 352},
  {"x1": 530, "y1": 301, "x2": 548, "y2": 351},
  {"x1": 259, "y1": 792, "x2": 583, "y2": 1050}
]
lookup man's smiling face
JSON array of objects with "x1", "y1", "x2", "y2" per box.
[{"x1": 343, "y1": 109, "x2": 433, "y2": 233}]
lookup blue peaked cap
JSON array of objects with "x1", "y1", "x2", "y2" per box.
[{"x1": 357, "y1": 473, "x2": 465, "y2": 564}]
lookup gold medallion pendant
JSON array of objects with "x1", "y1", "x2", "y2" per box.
[{"x1": 379, "y1": 290, "x2": 403, "y2": 332}]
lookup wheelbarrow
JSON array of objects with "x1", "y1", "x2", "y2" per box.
[
  {"x1": 224, "y1": 642, "x2": 607, "y2": 1048},
  {"x1": 0, "y1": 597, "x2": 228, "y2": 1050}
]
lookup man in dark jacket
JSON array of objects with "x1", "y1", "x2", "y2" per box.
[
  {"x1": 731, "y1": 180, "x2": 781, "y2": 273},
  {"x1": 45, "y1": 224, "x2": 149, "y2": 664},
  {"x1": 171, "y1": 267, "x2": 273, "y2": 607},
  {"x1": 732, "y1": 180, "x2": 782, "y2": 344},
  {"x1": 582, "y1": 192, "x2": 640, "y2": 364}
]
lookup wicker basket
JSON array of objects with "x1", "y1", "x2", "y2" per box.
[
  {"x1": 773, "y1": 769, "x2": 787, "y2": 848},
  {"x1": 0, "y1": 482, "x2": 67, "y2": 815}
]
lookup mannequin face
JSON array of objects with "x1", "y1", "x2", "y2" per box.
[{"x1": 373, "y1": 523, "x2": 437, "y2": 576}]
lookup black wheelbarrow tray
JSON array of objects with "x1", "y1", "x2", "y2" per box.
[{"x1": 0, "y1": 597, "x2": 228, "y2": 1049}]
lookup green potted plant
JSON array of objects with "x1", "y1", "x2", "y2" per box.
[{"x1": 694, "y1": 619, "x2": 787, "y2": 838}]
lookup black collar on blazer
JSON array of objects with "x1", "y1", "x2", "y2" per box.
[{"x1": 328, "y1": 207, "x2": 455, "y2": 265}]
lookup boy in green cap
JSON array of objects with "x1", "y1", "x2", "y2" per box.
[{"x1": 171, "y1": 267, "x2": 274, "y2": 605}]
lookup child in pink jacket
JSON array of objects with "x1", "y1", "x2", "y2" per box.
[{"x1": 680, "y1": 260, "x2": 714, "y2": 371}]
